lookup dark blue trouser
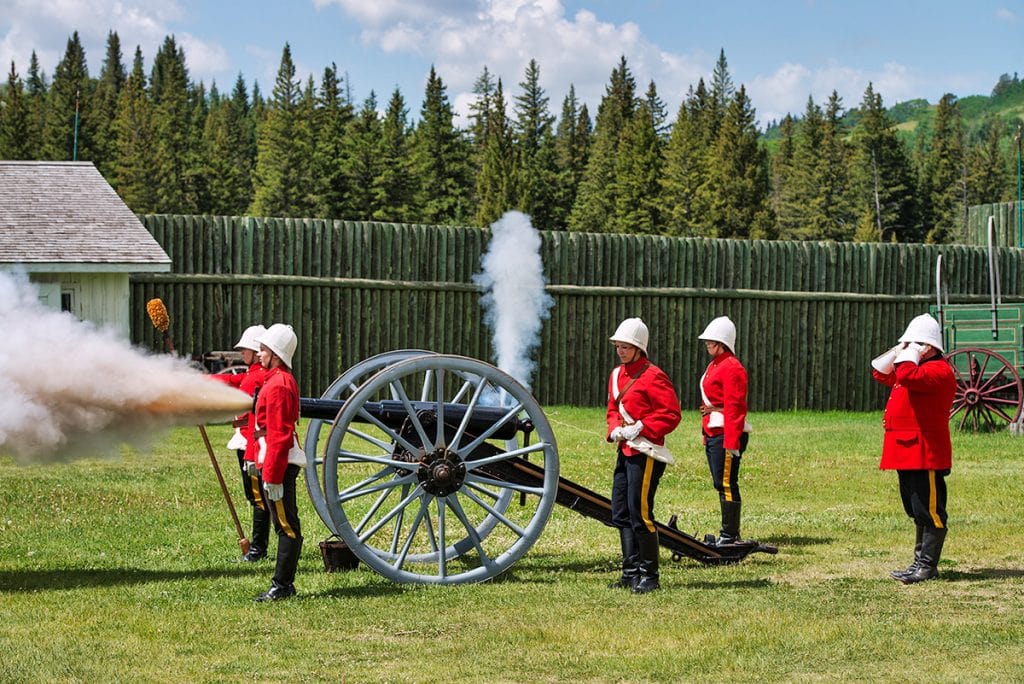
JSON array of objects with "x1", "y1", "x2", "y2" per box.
[
  {"x1": 610, "y1": 449, "x2": 666, "y2": 533},
  {"x1": 898, "y1": 469, "x2": 949, "y2": 529}
]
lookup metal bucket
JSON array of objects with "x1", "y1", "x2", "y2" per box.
[{"x1": 318, "y1": 535, "x2": 359, "y2": 572}]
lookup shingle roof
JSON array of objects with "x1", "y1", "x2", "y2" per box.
[{"x1": 0, "y1": 161, "x2": 171, "y2": 270}]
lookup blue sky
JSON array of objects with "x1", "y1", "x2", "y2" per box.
[{"x1": 1, "y1": 0, "x2": 1021, "y2": 126}]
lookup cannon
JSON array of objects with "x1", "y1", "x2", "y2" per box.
[{"x1": 301, "y1": 351, "x2": 776, "y2": 585}]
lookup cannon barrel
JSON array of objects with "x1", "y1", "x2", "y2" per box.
[{"x1": 300, "y1": 397, "x2": 531, "y2": 441}]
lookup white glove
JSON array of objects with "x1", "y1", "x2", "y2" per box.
[
  {"x1": 727, "y1": 449, "x2": 741, "y2": 459},
  {"x1": 264, "y1": 482, "x2": 284, "y2": 501},
  {"x1": 620, "y1": 421, "x2": 643, "y2": 441},
  {"x1": 894, "y1": 342, "x2": 923, "y2": 366},
  {"x1": 609, "y1": 426, "x2": 625, "y2": 442},
  {"x1": 870, "y1": 344, "x2": 902, "y2": 374},
  {"x1": 246, "y1": 461, "x2": 258, "y2": 477}
]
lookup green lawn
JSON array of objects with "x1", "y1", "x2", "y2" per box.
[{"x1": 2, "y1": 410, "x2": 1022, "y2": 682}]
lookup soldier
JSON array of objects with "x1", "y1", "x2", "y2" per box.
[
  {"x1": 253, "y1": 324, "x2": 305, "y2": 602},
  {"x1": 605, "y1": 317, "x2": 681, "y2": 594},
  {"x1": 213, "y1": 325, "x2": 269, "y2": 562},
  {"x1": 871, "y1": 314, "x2": 955, "y2": 584},
  {"x1": 697, "y1": 316, "x2": 751, "y2": 546}
]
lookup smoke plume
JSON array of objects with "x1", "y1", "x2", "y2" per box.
[
  {"x1": 0, "y1": 271, "x2": 252, "y2": 464},
  {"x1": 472, "y1": 211, "x2": 554, "y2": 389}
]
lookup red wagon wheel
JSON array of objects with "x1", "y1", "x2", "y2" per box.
[{"x1": 946, "y1": 347, "x2": 1023, "y2": 432}]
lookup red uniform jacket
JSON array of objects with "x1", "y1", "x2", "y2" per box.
[
  {"x1": 213, "y1": 362, "x2": 267, "y2": 463},
  {"x1": 255, "y1": 366, "x2": 300, "y2": 485},
  {"x1": 606, "y1": 358, "x2": 681, "y2": 457},
  {"x1": 700, "y1": 352, "x2": 749, "y2": 451},
  {"x1": 872, "y1": 355, "x2": 955, "y2": 470}
]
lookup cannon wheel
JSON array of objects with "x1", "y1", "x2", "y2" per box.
[
  {"x1": 947, "y1": 347, "x2": 1024, "y2": 432},
  {"x1": 322, "y1": 354, "x2": 559, "y2": 585},
  {"x1": 304, "y1": 350, "x2": 517, "y2": 562},
  {"x1": 304, "y1": 350, "x2": 436, "y2": 528}
]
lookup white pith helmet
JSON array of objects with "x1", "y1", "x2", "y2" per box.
[
  {"x1": 610, "y1": 317, "x2": 649, "y2": 355},
  {"x1": 234, "y1": 324, "x2": 267, "y2": 352},
  {"x1": 698, "y1": 316, "x2": 737, "y2": 354},
  {"x1": 898, "y1": 314, "x2": 944, "y2": 352},
  {"x1": 258, "y1": 323, "x2": 298, "y2": 368}
]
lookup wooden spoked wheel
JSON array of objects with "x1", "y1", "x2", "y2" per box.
[{"x1": 947, "y1": 347, "x2": 1023, "y2": 432}]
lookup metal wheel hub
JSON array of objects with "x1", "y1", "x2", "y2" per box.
[
  {"x1": 418, "y1": 448, "x2": 466, "y2": 496},
  {"x1": 963, "y1": 388, "x2": 980, "y2": 406}
]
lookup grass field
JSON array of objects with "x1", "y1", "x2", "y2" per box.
[{"x1": 2, "y1": 409, "x2": 1023, "y2": 682}]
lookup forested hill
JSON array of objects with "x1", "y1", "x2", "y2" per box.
[
  {"x1": 0, "y1": 32, "x2": 1020, "y2": 245},
  {"x1": 763, "y1": 72, "x2": 1024, "y2": 147}
]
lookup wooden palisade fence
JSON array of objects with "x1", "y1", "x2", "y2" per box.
[{"x1": 130, "y1": 214, "x2": 1024, "y2": 411}]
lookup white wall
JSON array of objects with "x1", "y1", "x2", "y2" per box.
[{"x1": 31, "y1": 272, "x2": 130, "y2": 338}]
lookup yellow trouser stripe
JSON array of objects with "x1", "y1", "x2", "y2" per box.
[
  {"x1": 722, "y1": 453, "x2": 734, "y2": 502},
  {"x1": 928, "y1": 470, "x2": 944, "y2": 528},
  {"x1": 274, "y1": 499, "x2": 297, "y2": 538},
  {"x1": 640, "y1": 456, "x2": 656, "y2": 532},
  {"x1": 250, "y1": 475, "x2": 265, "y2": 510}
]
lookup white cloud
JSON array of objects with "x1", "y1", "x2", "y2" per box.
[
  {"x1": 995, "y1": 7, "x2": 1019, "y2": 22},
  {"x1": 320, "y1": 0, "x2": 707, "y2": 124},
  {"x1": 749, "y1": 60, "x2": 920, "y2": 125},
  {"x1": 0, "y1": 0, "x2": 229, "y2": 84}
]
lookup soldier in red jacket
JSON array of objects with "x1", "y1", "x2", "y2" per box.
[
  {"x1": 605, "y1": 318, "x2": 681, "y2": 593},
  {"x1": 697, "y1": 316, "x2": 751, "y2": 546},
  {"x1": 871, "y1": 313, "x2": 955, "y2": 584},
  {"x1": 213, "y1": 325, "x2": 269, "y2": 562},
  {"x1": 252, "y1": 323, "x2": 303, "y2": 602}
]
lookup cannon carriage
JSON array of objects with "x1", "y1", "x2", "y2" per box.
[{"x1": 299, "y1": 350, "x2": 775, "y2": 585}]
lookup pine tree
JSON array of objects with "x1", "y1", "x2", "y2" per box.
[
  {"x1": 706, "y1": 85, "x2": 772, "y2": 238},
  {"x1": 568, "y1": 56, "x2": 636, "y2": 232},
  {"x1": 411, "y1": 66, "x2": 471, "y2": 225},
  {"x1": 203, "y1": 79, "x2": 254, "y2": 215},
  {"x1": 467, "y1": 66, "x2": 496, "y2": 159},
  {"x1": 550, "y1": 87, "x2": 590, "y2": 230},
  {"x1": 917, "y1": 93, "x2": 965, "y2": 243},
  {"x1": 373, "y1": 87, "x2": 417, "y2": 222},
  {"x1": 150, "y1": 36, "x2": 195, "y2": 212},
  {"x1": 709, "y1": 49, "x2": 734, "y2": 139},
  {"x1": 91, "y1": 31, "x2": 126, "y2": 176},
  {"x1": 40, "y1": 32, "x2": 91, "y2": 161},
  {"x1": 966, "y1": 117, "x2": 1011, "y2": 204},
  {"x1": 312, "y1": 63, "x2": 354, "y2": 218},
  {"x1": 660, "y1": 81, "x2": 714, "y2": 235},
  {"x1": 475, "y1": 79, "x2": 517, "y2": 226},
  {"x1": 25, "y1": 51, "x2": 47, "y2": 157},
  {"x1": 612, "y1": 99, "x2": 662, "y2": 233},
  {"x1": 0, "y1": 61, "x2": 32, "y2": 159},
  {"x1": 250, "y1": 44, "x2": 307, "y2": 217},
  {"x1": 769, "y1": 114, "x2": 797, "y2": 237},
  {"x1": 819, "y1": 92, "x2": 856, "y2": 240},
  {"x1": 513, "y1": 59, "x2": 557, "y2": 230},
  {"x1": 849, "y1": 83, "x2": 917, "y2": 242},
  {"x1": 342, "y1": 91, "x2": 384, "y2": 219},
  {"x1": 110, "y1": 47, "x2": 157, "y2": 212},
  {"x1": 776, "y1": 96, "x2": 825, "y2": 239}
]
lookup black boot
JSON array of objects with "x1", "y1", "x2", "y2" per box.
[
  {"x1": 631, "y1": 531, "x2": 660, "y2": 594},
  {"x1": 899, "y1": 527, "x2": 946, "y2": 584},
  {"x1": 890, "y1": 525, "x2": 923, "y2": 580},
  {"x1": 608, "y1": 527, "x2": 640, "y2": 589},
  {"x1": 256, "y1": 534, "x2": 302, "y2": 601},
  {"x1": 718, "y1": 500, "x2": 741, "y2": 545},
  {"x1": 243, "y1": 506, "x2": 270, "y2": 562}
]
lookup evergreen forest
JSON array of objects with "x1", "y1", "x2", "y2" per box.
[{"x1": 1, "y1": 31, "x2": 1022, "y2": 243}]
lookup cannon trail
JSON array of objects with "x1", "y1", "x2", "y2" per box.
[{"x1": 0, "y1": 271, "x2": 251, "y2": 464}]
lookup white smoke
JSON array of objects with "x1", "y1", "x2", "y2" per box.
[
  {"x1": 0, "y1": 270, "x2": 252, "y2": 464},
  {"x1": 472, "y1": 211, "x2": 554, "y2": 390}
]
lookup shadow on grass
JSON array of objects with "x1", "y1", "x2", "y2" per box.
[
  {"x1": 758, "y1": 534, "x2": 831, "y2": 548},
  {"x1": 0, "y1": 565, "x2": 259, "y2": 592},
  {"x1": 942, "y1": 567, "x2": 1024, "y2": 581}
]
